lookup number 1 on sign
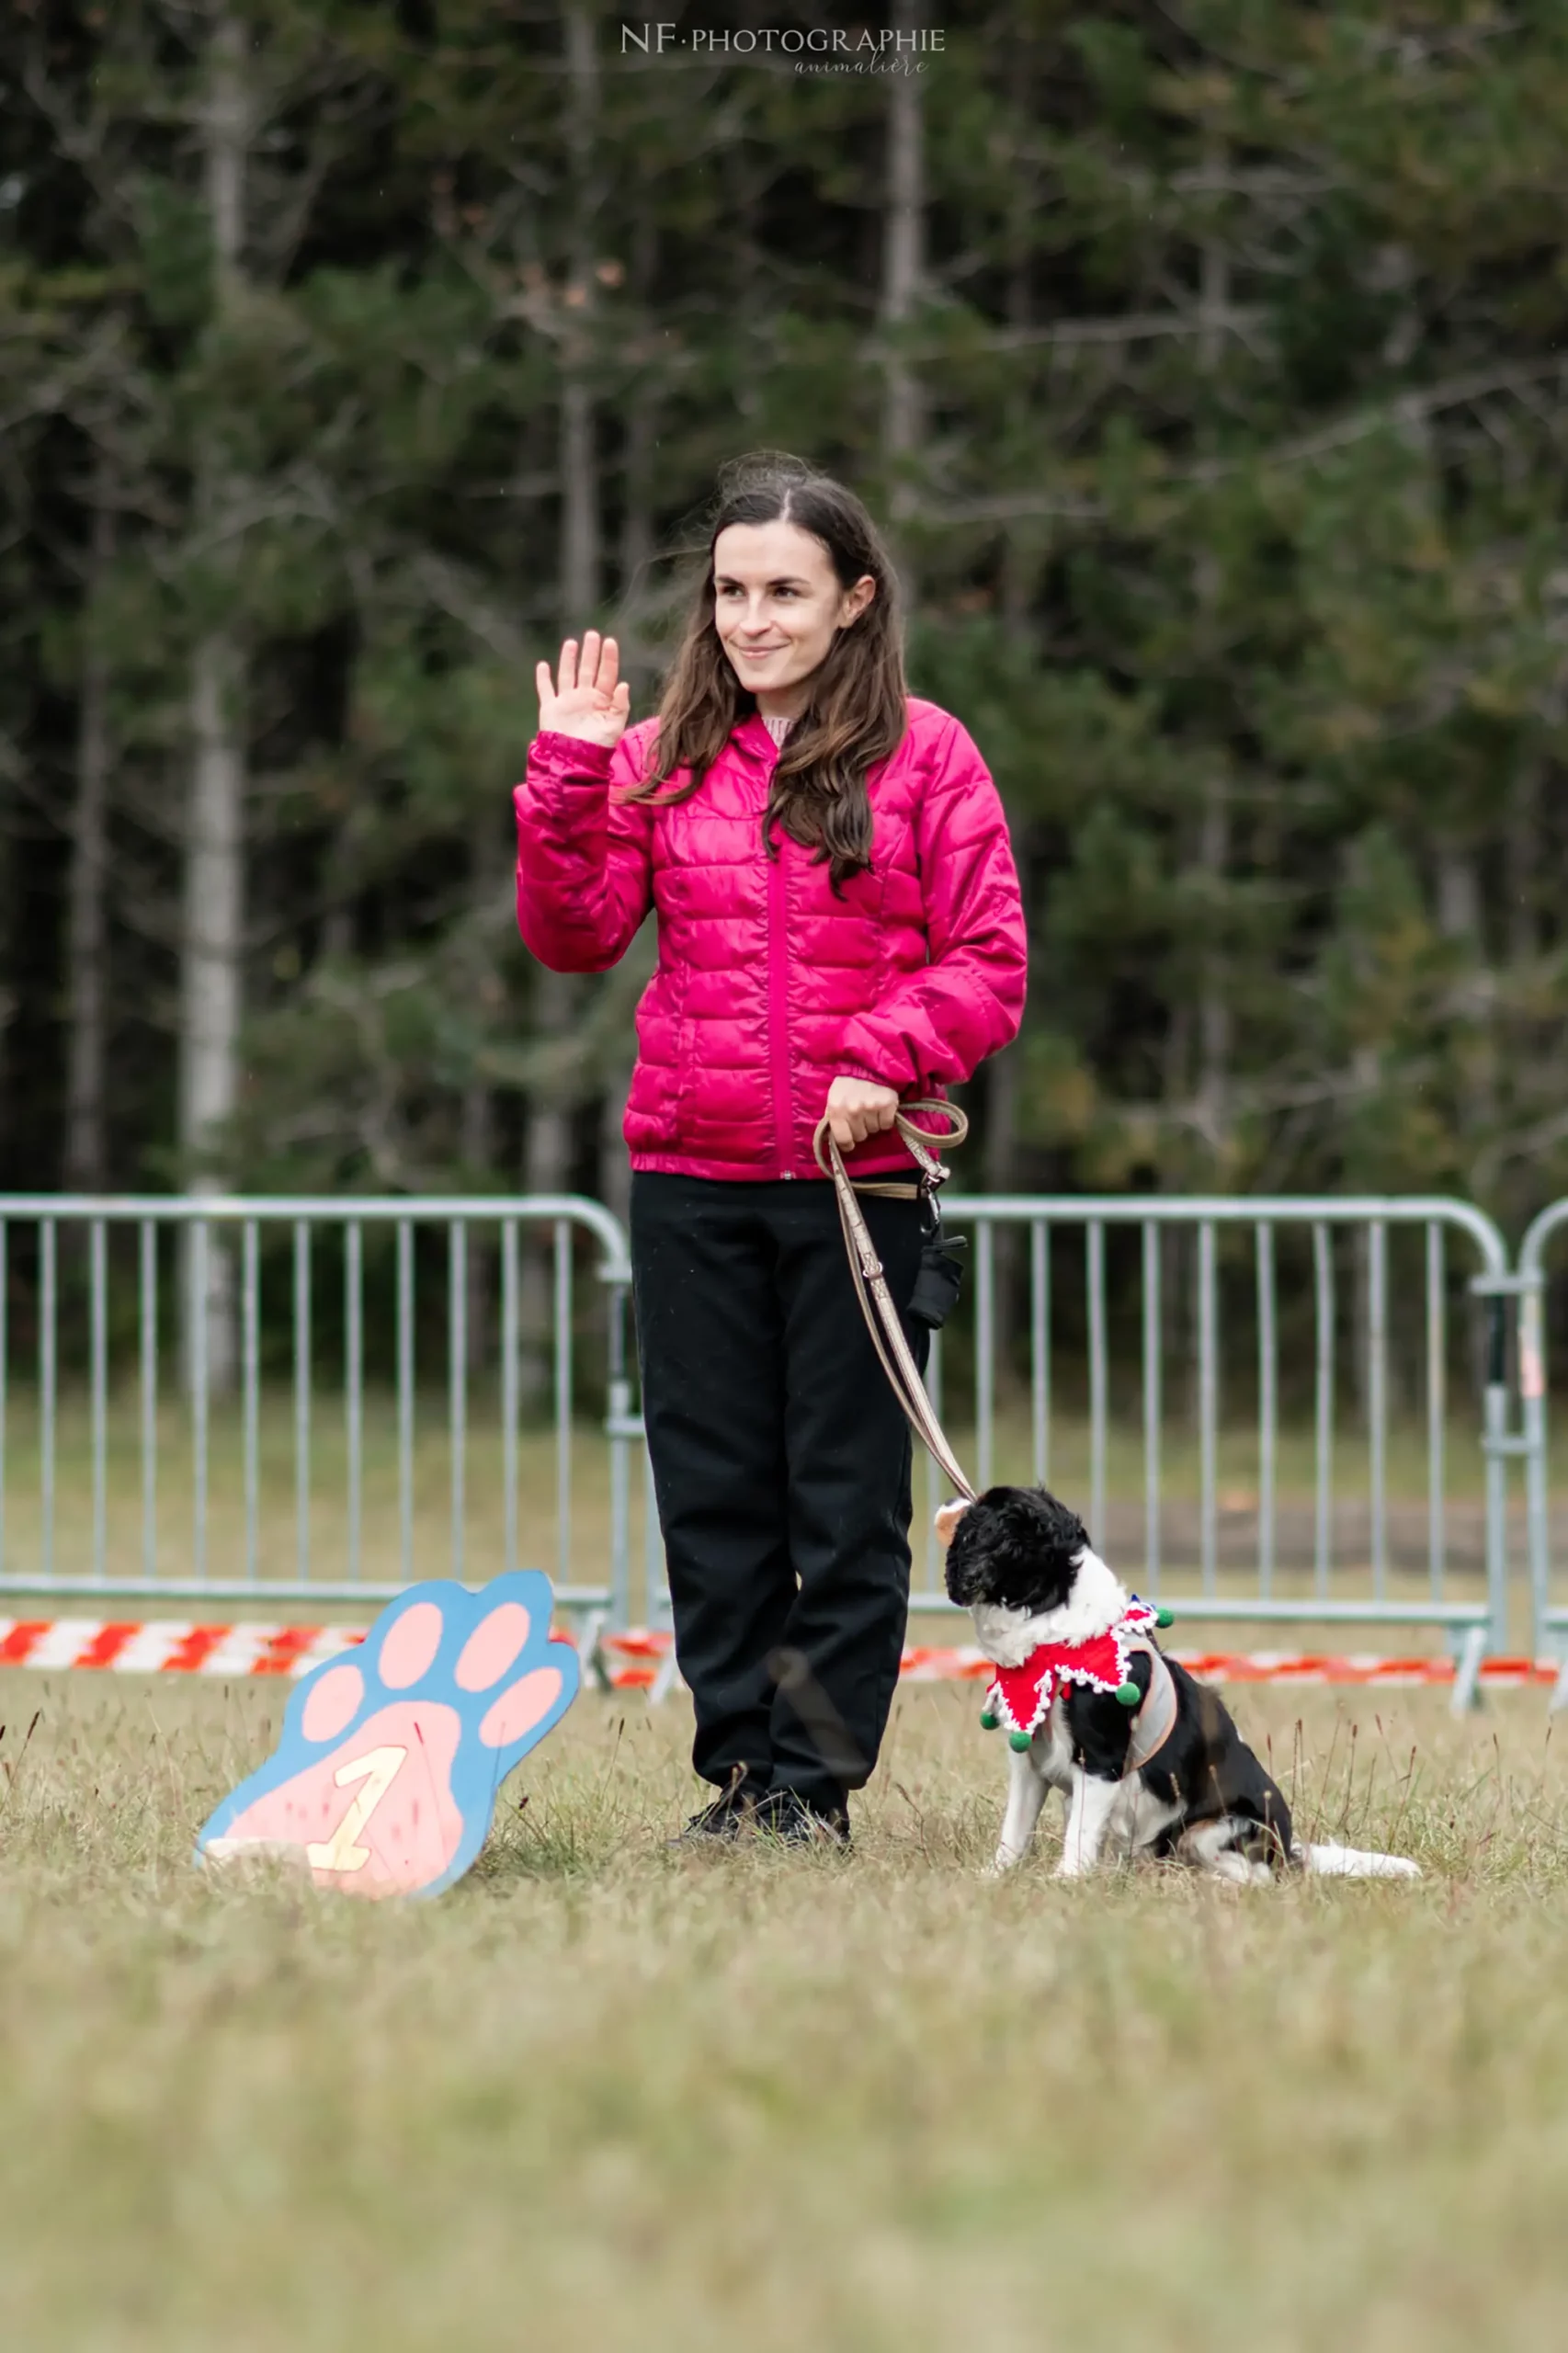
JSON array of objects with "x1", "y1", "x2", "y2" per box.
[{"x1": 305, "y1": 1745, "x2": 407, "y2": 1874}]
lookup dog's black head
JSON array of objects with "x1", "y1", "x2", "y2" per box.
[{"x1": 943, "y1": 1484, "x2": 1092, "y2": 1613}]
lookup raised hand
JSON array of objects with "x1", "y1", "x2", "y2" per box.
[{"x1": 535, "y1": 631, "x2": 631, "y2": 748}]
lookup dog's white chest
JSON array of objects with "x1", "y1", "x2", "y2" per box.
[{"x1": 1030, "y1": 1699, "x2": 1075, "y2": 1790}]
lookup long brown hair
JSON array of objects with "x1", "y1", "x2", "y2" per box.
[{"x1": 623, "y1": 454, "x2": 907, "y2": 889}]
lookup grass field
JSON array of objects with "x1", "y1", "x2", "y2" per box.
[{"x1": 1, "y1": 1667, "x2": 1566, "y2": 2349}]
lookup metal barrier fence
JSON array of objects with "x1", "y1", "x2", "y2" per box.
[
  {"x1": 916, "y1": 1197, "x2": 1514, "y2": 1711},
  {"x1": 0, "y1": 1196, "x2": 638, "y2": 1620},
  {"x1": 1517, "y1": 1199, "x2": 1568, "y2": 1701},
  {"x1": 0, "y1": 1188, "x2": 1534, "y2": 1712}
]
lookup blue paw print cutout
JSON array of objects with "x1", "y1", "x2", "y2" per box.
[{"x1": 197, "y1": 1572, "x2": 580, "y2": 1898}]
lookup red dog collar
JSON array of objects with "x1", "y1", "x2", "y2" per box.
[{"x1": 983, "y1": 1600, "x2": 1162, "y2": 1745}]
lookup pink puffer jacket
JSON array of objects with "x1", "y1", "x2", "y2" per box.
[{"x1": 514, "y1": 698, "x2": 1027, "y2": 1181}]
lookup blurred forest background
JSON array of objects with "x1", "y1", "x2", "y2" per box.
[{"x1": 4, "y1": 0, "x2": 1568, "y2": 1251}]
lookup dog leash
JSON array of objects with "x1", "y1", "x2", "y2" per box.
[
  {"x1": 822, "y1": 1114, "x2": 1183, "y2": 1765},
  {"x1": 812, "y1": 1101, "x2": 979, "y2": 1505}
]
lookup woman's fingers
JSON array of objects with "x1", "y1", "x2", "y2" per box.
[
  {"x1": 823, "y1": 1075, "x2": 901, "y2": 1154},
  {"x1": 576, "y1": 631, "x2": 619, "y2": 699},
  {"x1": 532, "y1": 635, "x2": 631, "y2": 745},
  {"x1": 553, "y1": 632, "x2": 621, "y2": 706}
]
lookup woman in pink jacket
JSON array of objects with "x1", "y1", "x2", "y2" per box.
[{"x1": 516, "y1": 456, "x2": 1026, "y2": 1846}]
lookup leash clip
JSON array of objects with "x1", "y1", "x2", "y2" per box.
[{"x1": 904, "y1": 1133, "x2": 951, "y2": 1198}]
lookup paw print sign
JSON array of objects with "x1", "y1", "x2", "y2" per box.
[{"x1": 197, "y1": 1574, "x2": 579, "y2": 1899}]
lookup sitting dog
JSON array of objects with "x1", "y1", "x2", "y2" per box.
[{"x1": 939, "y1": 1485, "x2": 1421, "y2": 1883}]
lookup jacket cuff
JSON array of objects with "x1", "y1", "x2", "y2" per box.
[
  {"x1": 837, "y1": 1060, "x2": 900, "y2": 1089},
  {"x1": 528, "y1": 731, "x2": 616, "y2": 775}
]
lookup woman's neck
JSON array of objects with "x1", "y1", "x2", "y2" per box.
[{"x1": 755, "y1": 685, "x2": 810, "y2": 721}]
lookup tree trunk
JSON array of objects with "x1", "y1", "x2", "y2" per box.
[
  {"x1": 619, "y1": 390, "x2": 654, "y2": 619},
  {"x1": 180, "y1": 5, "x2": 251, "y2": 1393},
  {"x1": 617, "y1": 210, "x2": 659, "y2": 671},
  {"x1": 559, "y1": 374, "x2": 598, "y2": 619},
  {"x1": 558, "y1": 2, "x2": 600, "y2": 623},
  {"x1": 1504, "y1": 760, "x2": 1538, "y2": 971},
  {"x1": 880, "y1": 0, "x2": 926, "y2": 601},
  {"x1": 1196, "y1": 764, "x2": 1231, "y2": 1158},
  {"x1": 1187, "y1": 160, "x2": 1232, "y2": 1422},
  {"x1": 983, "y1": 1040, "x2": 1021, "y2": 1386},
  {"x1": 64, "y1": 486, "x2": 113, "y2": 1194},
  {"x1": 519, "y1": 0, "x2": 605, "y2": 1410},
  {"x1": 999, "y1": 33, "x2": 1037, "y2": 641},
  {"x1": 1437, "y1": 842, "x2": 1495, "y2": 1133},
  {"x1": 1504, "y1": 686, "x2": 1558, "y2": 972},
  {"x1": 1193, "y1": 156, "x2": 1232, "y2": 1173},
  {"x1": 181, "y1": 633, "x2": 244, "y2": 1389},
  {"x1": 462, "y1": 809, "x2": 497, "y2": 1370},
  {"x1": 460, "y1": 1074, "x2": 494, "y2": 1372}
]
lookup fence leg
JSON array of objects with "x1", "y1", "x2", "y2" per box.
[
  {"x1": 1482, "y1": 1295, "x2": 1511, "y2": 1659},
  {"x1": 605, "y1": 1277, "x2": 632, "y2": 1631},
  {"x1": 1519, "y1": 1274, "x2": 1550, "y2": 1665},
  {"x1": 1449, "y1": 1624, "x2": 1487, "y2": 1718},
  {"x1": 649, "y1": 1645, "x2": 682, "y2": 1707},
  {"x1": 575, "y1": 1608, "x2": 613, "y2": 1695}
]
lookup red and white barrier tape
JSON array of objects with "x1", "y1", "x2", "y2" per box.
[
  {"x1": 0, "y1": 1618, "x2": 1556, "y2": 1691},
  {"x1": 595, "y1": 1632, "x2": 1561, "y2": 1692},
  {"x1": 0, "y1": 1619, "x2": 367, "y2": 1677}
]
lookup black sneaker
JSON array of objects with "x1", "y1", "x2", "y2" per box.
[
  {"x1": 669, "y1": 1784, "x2": 765, "y2": 1847},
  {"x1": 752, "y1": 1789, "x2": 852, "y2": 1848}
]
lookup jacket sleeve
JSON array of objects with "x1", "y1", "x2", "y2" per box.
[
  {"x1": 837, "y1": 716, "x2": 1027, "y2": 1094},
  {"x1": 513, "y1": 728, "x2": 655, "y2": 973}
]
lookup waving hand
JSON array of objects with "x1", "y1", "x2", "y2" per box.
[{"x1": 535, "y1": 631, "x2": 631, "y2": 749}]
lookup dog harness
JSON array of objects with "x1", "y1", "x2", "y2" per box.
[{"x1": 981, "y1": 1599, "x2": 1180, "y2": 1771}]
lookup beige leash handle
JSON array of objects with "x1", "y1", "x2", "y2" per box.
[
  {"x1": 811, "y1": 1098, "x2": 970, "y2": 1184},
  {"x1": 812, "y1": 1099, "x2": 978, "y2": 1505}
]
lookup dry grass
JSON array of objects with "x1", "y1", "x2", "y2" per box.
[{"x1": 0, "y1": 1668, "x2": 1565, "y2": 2350}]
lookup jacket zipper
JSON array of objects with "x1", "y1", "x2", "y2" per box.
[{"x1": 766, "y1": 833, "x2": 795, "y2": 1176}]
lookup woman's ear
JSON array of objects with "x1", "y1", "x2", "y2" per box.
[
  {"x1": 935, "y1": 1499, "x2": 971, "y2": 1550},
  {"x1": 838, "y1": 574, "x2": 876, "y2": 628}
]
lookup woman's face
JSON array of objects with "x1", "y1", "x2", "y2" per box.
[{"x1": 711, "y1": 519, "x2": 876, "y2": 714}]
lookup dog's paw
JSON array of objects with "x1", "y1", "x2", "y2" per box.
[{"x1": 197, "y1": 1574, "x2": 578, "y2": 1899}]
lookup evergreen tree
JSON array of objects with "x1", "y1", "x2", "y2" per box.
[{"x1": 3, "y1": 0, "x2": 1567, "y2": 1325}]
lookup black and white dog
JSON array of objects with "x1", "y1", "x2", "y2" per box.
[{"x1": 940, "y1": 1485, "x2": 1421, "y2": 1883}]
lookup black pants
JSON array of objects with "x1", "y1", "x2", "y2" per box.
[{"x1": 631, "y1": 1174, "x2": 930, "y2": 1814}]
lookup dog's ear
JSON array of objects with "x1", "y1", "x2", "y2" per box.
[{"x1": 935, "y1": 1499, "x2": 971, "y2": 1551}]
